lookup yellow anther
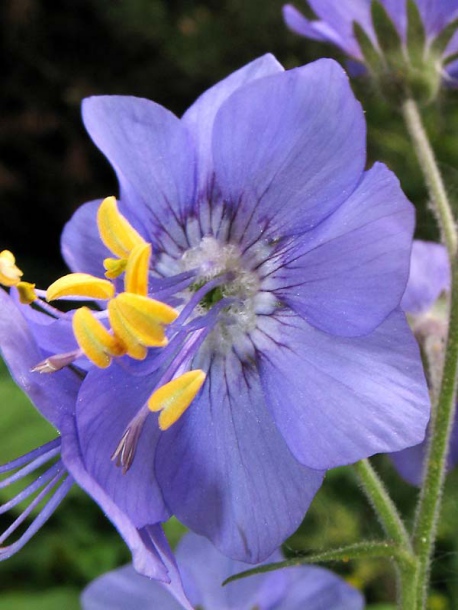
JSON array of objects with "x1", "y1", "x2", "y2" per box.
[
  {"x1": 124, "y1": 243, "x2": 151, "y2": 296},
  {"x1": 148, "y1": 370, "x2": 206, "y2": 430},
  {"x1": 108, "y1": 300, "x2": 150, "y2": 359},
  {"x1": 108, "y1": 296, "x2": 168, "y2": 352},
  {"x1": 0, "y1": 250, "x2": 23, "y2": 287},
  {"x1": 17, "y1": 282, "x2": 37, "y2": 305},
  {"x1": 116, "y1": 292, "x2": 179, "y2": 326},
  {"x1": 73, "y1": 307, "x2": 127, "y2": 368},
  {"x1": 46, "y1": 273, "x2": 115, "y2": 302},
  {"x1": 103, "y1": 257, "x2": 128, "y2": 280},
  {"x1": 97, "y1": 196, "x2": 145, "y2": 259}
]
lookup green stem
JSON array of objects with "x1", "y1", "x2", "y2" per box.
[
  {"x1": 401, "y1": 97, "x2": 457, "y2": 258},
  {"x1": 401, "y1": 96, "x2": 458, "y2": 609},
  {"x1": 412, "y1": 262, "x2": 458, "y2": 608},
  {"x1": 354, "y1": 459, "x2": 412, "y2": 549}
]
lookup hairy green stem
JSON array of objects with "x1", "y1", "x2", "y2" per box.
[
  {"x1": 354, "y1": 459, "x2": 412, "y2": 549},
  {"x1": 412, "y1": 262, "x2": 458, "y2": 608},
  {"x1": 401, "y1": 96, "x2": 458, "y2": 609},
  {"x1": 401, "y1": 97, "x2": 457, "y2": 258}
]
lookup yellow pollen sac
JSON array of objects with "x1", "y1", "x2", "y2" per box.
[
  {"x1": 16, "y1": 282, "x2": 38, "y2": 305},
  {"x1": 103, "y1": 257, "x2": 128, "y2": 280},
  {"x1": 46, "y1": 273, "x2": 115, "y2": 302},
  {"x1": 73, "y1": 306, "x2": 127, "y2": 368},
  {"x1": 97, "y1": 196, "x2": 145, "y2": 259},
  {"x1": 116, "y1": 292, "x2": 179, "y2": 326},
  {"x1": 124, "y1": 243, "x2": 151, "y2": 297},
  {"x1": 108, "y1": 299, "x2": 151, "y2": 359},
  {"x1": 108, "y1": 296, "x2": 168, "y2": 352},
  {"x1": 0, "y1": 250, "x2": 23, "y2": 287},
  {"x1": 148, "y1": 370, "x2": 206, "y2": 430}
]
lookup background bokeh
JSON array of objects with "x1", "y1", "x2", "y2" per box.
[{"x1": 1, "y1": 1, "x2": 458, "y2": 608}]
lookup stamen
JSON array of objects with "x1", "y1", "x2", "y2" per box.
[
  {"x1": 46, "y1": 273, "x2": 115, "y2": 302},
  {"x1": 107, "y1": 293, "x2": 178, "y2": 352},
  {"x1": 73, "y1": 306, "x2": 127, "y2": 368},
  {"x1": 16, "y1": 281, "x2": 37, "y2": 304},
  {"x1": 110, "y1": 407, "x2": 149, "y2": 474},
  {"x1": 97, "y1": 196, "x2": 145, "y2": 259},
  {"x1": 0, "y1": 250, "x2": 23, "y2": 287},
  {"x1": 31, "y1": 349, "x2": 84, "y2": 373},
  {"x1": 124, "y1": 243, "x2": 152, "y2": 297},
  {"x1": 148, "y1": 370, "x2": 206, "y2": 430},
  {"x1": 103, "y1": 257, "x2": 128, "y2": 280}
]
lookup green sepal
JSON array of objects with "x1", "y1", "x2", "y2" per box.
[
  {"x1": 444, "y1": 51, "x2": 458, "y2": 66},
  {"x1": 353, "y1": 21, "x2": 385, "y2": 74},
  {"x1": 406, "y1": 0, "x2": 426, "y2": 68},
  {"x1": 223, "y1": 541, "x2": 416, "y2": 586},
  {"x1": 371, "y1": 0, "x2": 403, "y2": 60},
  {"x1": 430, "y1": 17, "x2": 458, "y2": 57}
]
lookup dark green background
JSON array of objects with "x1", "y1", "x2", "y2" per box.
[{"x1": 1, "y1": 0, "x2": 458, "y2": 608}]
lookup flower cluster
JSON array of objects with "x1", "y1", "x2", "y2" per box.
[
  {"x1": 283, "y1": 0, "x2": 458, "y2": 102},
  {"x1": 0, "y1": 54, "x2": 430, "y2": 605}
]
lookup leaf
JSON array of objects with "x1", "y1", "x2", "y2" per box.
[
  {"x1": 430, "y1": 18, "x2": 458, "y2": 56},
  {"x1": 406, "y1": 0, "x2": 426, "y2": 67},
  {"x1": 0, "y1": 588, "x2": 80, "y2": 610},
  {"x1": 371, "y1": 0, "x2": 403, "y2": 58}
]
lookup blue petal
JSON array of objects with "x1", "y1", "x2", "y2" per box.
[
  {"x1": 256, "y1": 309, "x2": 430, "y2": 469},
  {"x1": 60, "y1": 199, "x2": 110, "y2": 276},
  {"x1": 211, "y1": 59, "x2": 366, "y2": 241},
  {"x1": 279, "y1": 565, "x2": 365, "y2": 610},
  {"x1": 60, "y1": 415, "x2": 193, "y2": 610},
  {"x1": 155, "y1": 350, "x2": 324, "y2": 563},
  {"x1": 270, "y1": 162, "x2": 414, "y2": 337},
  {"x1": 176, "y1": 533, "x2": 286, "y2": 610},
  {"x1": 81, "y1": 95, "x2": 197, "y2": 246},
  {"x1": 81, "y1": 564, "x2": 182, "y2": 610},
  {"x1": 75, "y1": 364, "x2": 169, "y2": 527},
  {"x1": 0, "y1": 289, "x2": 80, "y2": 428},
  {"x1": 401, "y1": 240, "x2": 449, "y2": 315},
  {"x1": 182, "y1": 53, "x2": 283, "y2": 196},
  {"x1": 416, "y1": 0, "x2": 458, "y2": 37}
]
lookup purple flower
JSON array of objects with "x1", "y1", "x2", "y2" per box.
[
  {"x1": 0, "y1": 54, "x2": 429, "y2": 576},
  {"x1": 282, "y1": 1, "x2": 458, "y2": 95},
  {"x1": 390, "y1": 240, "x2": 458, "y2": 486},
  {"x1": 81, "y1": 531, "x2": 365, "y2": 610}
]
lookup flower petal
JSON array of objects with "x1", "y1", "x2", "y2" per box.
[
  {"x1": 401, "y1": 240, "x2": 449, "y2": 314},
  {"x1": 279, "y1": 565, "x2": 365, "y2": 610},
  {"x1": 212, "y1": 59, "x2": 366, "y2": 240},
  {"x1": 257, "y1": 309, "x2": 430, "y2": 469},
  {"x1": 61, "y1": 199, "x2": 110, "y2": 276},
  {"x1": 155, "y1": 349, "x2": 324, "y2": 563},
  {"x1": 75, "y1": 364, "x2": 169, "y2": 527},
  {"x1": 60, "y1": 415, "x2": 192, "y2": 610},
  {"x1": 271, "y1": 163, "x2": 414, "y2": 337},
  {"x1": 182, "y1": 53, "x2": 283, "y2": 195},
  {"x1": 0, "y1": 289, "x2": 80, "y2": 428},
  {"x1": 81, "y1": 564, "x2": 183, "y2": 610},
  {"x1": 81, "y1": 95, "x2": 196, "y2": 243},
  {"x1": 176, "y1": 533, "x2": 286, "y2": 610}
]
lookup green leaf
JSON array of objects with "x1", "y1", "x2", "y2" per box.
[
  {"x1": 223, "y1": 541, "x2": 414, "y2": 586},
  {"x1": 406, "y1": 0, "x2": 426, "y2": 67},
  {"x1": 371, "y1": 0, "x2": 403, "y2": 58},
  {"x1": 353, "y1": 21, "x2": 385, "y2": 74},
  {"x1": 430, "y1": 17, "x2": 458, "y2": 56}
]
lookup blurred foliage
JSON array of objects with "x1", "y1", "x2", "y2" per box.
[{"x1": 1, "y1": 0, "x2": 458, "y2": 608}]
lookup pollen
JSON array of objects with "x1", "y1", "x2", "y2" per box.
[
  {"x1": 73, "y1": 306, "x2": 127, "y2": 368},
  {"x1": 97, "y1": 196, "x2": 146, "y2": 259},
  {"x1": 46, "y1": 273, "x2": 115, "y2": 302},
  {"x1": 0, "y1": 250, "x2": 23, "y2": 287},
  {"x1": 148, "y1": 370, "x2": 206, "y2": 430}
]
